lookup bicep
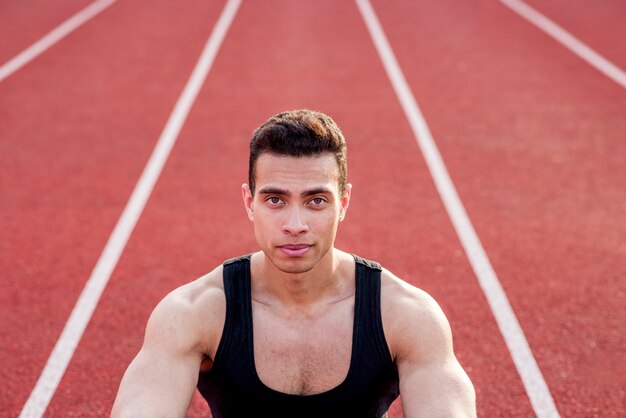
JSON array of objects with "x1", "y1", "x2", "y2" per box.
[
  {"x1": 112, "y1": 344, "x2": 201, "y2": 417},
  {"x1": 111, "y1": 299, "x2": 204, "y2": 417},
  {"x1": 399, "y1": 357, "x2": 476, "y2": 418}
]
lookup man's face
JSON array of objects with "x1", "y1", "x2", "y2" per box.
[{"x1": 242, "y1": 153, "x2": 351, "y2": 274}]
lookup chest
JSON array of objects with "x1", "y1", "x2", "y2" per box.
[{"x1": 251, "y1": 299, "x2": 355, "y2": 396}]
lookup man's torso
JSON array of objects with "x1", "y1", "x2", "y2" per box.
[
  {"x1": 196, "y1": 253, "x2": 399, "y2": 417},
  {"x1": 252, "y1": 286, "x2": 355, "y2": 395}
]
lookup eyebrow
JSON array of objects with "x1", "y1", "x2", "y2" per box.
[{"x1": 257, "y1": 186, "x2": 333, "y2": 197}]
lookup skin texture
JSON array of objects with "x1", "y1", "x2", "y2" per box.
[{"x1": 111, "y1": 153, "x2": 476, "y2": 417}]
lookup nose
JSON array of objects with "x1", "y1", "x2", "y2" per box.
[{"x1": 282, "y1": 206, "x2": 309, "y2": 235}]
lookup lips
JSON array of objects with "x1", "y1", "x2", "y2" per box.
[{"x1": 279, "y1": 244, "x2": 311, "y2": 257}]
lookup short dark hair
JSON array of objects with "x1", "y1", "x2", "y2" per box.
[{"x1": 248, "y1": 109, "x2": 348, "y2": 196}]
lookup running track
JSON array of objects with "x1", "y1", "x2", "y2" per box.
[{"x1": 1, "y1": 0, "x2": 624, "y2": 416}]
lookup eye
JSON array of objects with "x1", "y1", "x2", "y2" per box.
[
  {"x1": 309, "y1": 197, "x2": 326, "y2": 206},
  {"x1": 266, "y1": 196, "x2": 284, "y2": 206}
]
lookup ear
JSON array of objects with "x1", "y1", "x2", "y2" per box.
[
  {"x1": 242, "y1": 183, "x2": 254, "y2": 221},
  {"x1": 339, "y1": 183, "x2": 352, "y2": 221}
]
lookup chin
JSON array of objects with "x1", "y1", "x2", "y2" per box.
[
  {"x1": 267, "y1": 251, "x2": 320, "y2": 274},
  {"x1": 276, "y1": 264, "x2": 316, "y2": 274},
  {"x1": 274, "y1": 258, "x2": 317, "y2": 274}
]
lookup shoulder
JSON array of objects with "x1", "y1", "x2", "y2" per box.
[
  {"x1": 145, "y1": 264, "x2": 226, "y2": 358},
  {"x1": 379, "y1": 268, "x2": 453, "y2": 364}
]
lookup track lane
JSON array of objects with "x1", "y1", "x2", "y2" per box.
[
  {"x1": 500, "y1": 0, "x2": 625, "y2": 91},
  {"x1": 0, "y1": 0, "x2": 94, "y2": 64},
  {"x1": 521, "y1": 0, "x2": 626, "y2": 70},
  {"x1": 357, "y1": 1, "x2": 557, "y2": 415},
  {"x1": 371, "y1": 0, "x2": 626, "y2": 415},
  {"x1": 0, "y1": 0, "x2": 118, "y2": 83},
  {"x1": 44, "y1": 0, "x2": 530, "y2": 416},
  {"x1": 0, "y1": 0, "x2": 228, "y2": 415}
]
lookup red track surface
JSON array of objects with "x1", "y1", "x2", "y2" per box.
[
  {"x1": 523, "y1": 0, "x2": 626, "y2": 69},
  {"x1": 0, "y1": 0, "x2": 94, "y2": 63},
  {"x1": 372, "y1": 0, "x2": 626, "y2": 415},
  {"x1": 1, "y1": 0, "x2": 624, "y2": 416}
]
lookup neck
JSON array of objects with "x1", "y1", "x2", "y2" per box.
[{"x1": 251, "y1": 249, "x2": 353, "y2": 310}]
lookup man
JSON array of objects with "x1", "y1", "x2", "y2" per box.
[{"x1": 111, "y1": 110, "x2": 476, "y2": 417}]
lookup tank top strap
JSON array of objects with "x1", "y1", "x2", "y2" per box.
[
  {"x1": 352, "y1": 255, "x2": 393, "y2": 366},
  {"x1": 213, "y1": 254, "x2": 253, "y2": 366}
]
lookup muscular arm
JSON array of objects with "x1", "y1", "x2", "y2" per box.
[
  {"x1": 111, "y1": 296, "x2": 202, "y2": 417},
  {"x1": 111, "y1": 274, "x2": 223, "y2": 418},
  {"x1": 383, "y1": 273, "x2": 476, "y2": 417}
]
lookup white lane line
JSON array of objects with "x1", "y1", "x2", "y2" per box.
[
  {"x1": 355, "y1": 0, "x2": 560, "y2": 417},
  {"x1": 500, "y1": 0, "x2": 626, "y2": 90},
  {"x1": 0, "y1": 0, "x2": 117, "y2": 82},
  {"x1": 18, "y1": 0, "x2": 242, "y2": 416}
]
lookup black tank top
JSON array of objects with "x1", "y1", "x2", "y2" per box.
[{"x1": 197, "y1": 254, "x2": 399, "y2": 418}]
